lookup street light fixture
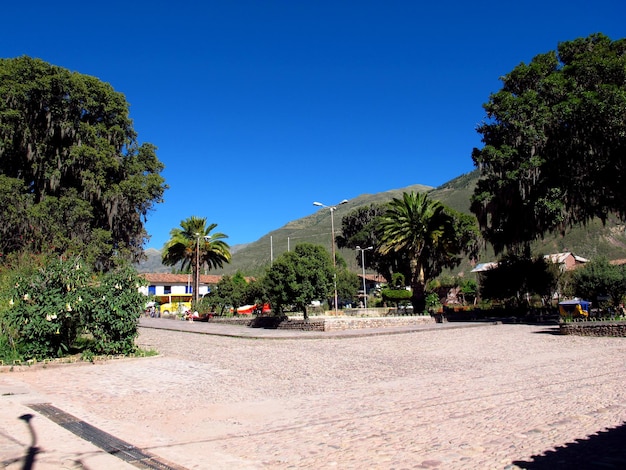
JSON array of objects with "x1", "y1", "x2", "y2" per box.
[
  {"x1": 313, "y1": 199, "x2": 348, "y2": 314},
  {"x1": 356, "y1": 246, "x2": 373, "y2": 308}
]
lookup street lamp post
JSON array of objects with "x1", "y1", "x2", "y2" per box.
[
  {"x1": 313, "y1": 199, "x2": 348, "y2": 314},
  {"x1": 356, "y1": 246, "x2": 373, "y2": 308}
]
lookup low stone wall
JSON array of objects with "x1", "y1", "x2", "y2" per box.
[
  {"x1": 263, "y1": 316, "x2": 435, "y2": 331},
  {"x1": 322, "y1": 315, "x2": 435, "y2": 331},
  {"x1": 271, "y1": 318, "x2": 326, "y2": 331},
  {"x1": 340, "y1": 307, "x2": 397, "y2": 317},
  {"x1": 559, "y1": 321, "x2": 626, "y2": 337},
  {"x1": 209, "y1": 315, "x2": 436, "y2": 331},
  {"x1": 209, "y1": 317, "x2": 252, "y2": 326}
]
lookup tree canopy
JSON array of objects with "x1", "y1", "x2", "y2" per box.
[
  {"x1": 0, "y1": 56, "x2": 167, "y2": 268},
  {"x1": 336, "y1": 203, "x2": 406, "y2": 283},
  {"x1": 335, "y1": 264, "x2": 360, "y2": 307},
  {"x1": 264, "y1": 243, "x2": 334, "y2": 319},
  {"x1": 377, "y1": 192, "x2": 479, "y2": 312},
  {"x1": 571, "y1": 257, "x2": 626, "y2": 308},
  {"x1": 471, "y1": 34, "x2": 626, "y2": 254},
  {"x1": 161, "y1": 216, "x2": 231, "y2": 303},
  {"x1": 477, "y1": 250, "x2": 558, "y2": 308}
]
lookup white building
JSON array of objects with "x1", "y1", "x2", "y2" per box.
[
  {"x1": 471, "y1": 252, "x2": 589, "y2": 273},
  {"x1": 139, "y1": 273, "x2": 222, "y2": 297}
]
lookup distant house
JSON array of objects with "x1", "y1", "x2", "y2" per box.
[
  {"x1": 139, "y1": 273, "x2": 223, "y2": 297},
  {"x1": 471, "y1": 252, "x2": 588, "y2": 273},
  {"x1": 543, "y1": 252, "x2": 589, "y2": 271},
  {"x1": 470, "y1": 262, "x2": 499, "y2": 273},
  {"x1": 358, "y1": 273, "x2": 385, "y2": 296}
]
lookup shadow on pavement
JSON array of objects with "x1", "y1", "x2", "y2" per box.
[
  {"x1": 531, "y1": 327, "x2": 562, "y2": 335},
  {"x1": 512, "y1": 421, "x2": 626, "y2": 469},
  {"x1": 2, "y1": 414, "x2": 39, "y2": 470},
  {"x1": 21, "y1": 413, "x2": 39, "y2": 470}
]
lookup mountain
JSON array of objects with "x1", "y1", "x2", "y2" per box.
[
  {"x1": 137, "y1": 170, "x2": 626, "y2": 277},
  {"x1": 209, "y1": 183, "x2": 435, "y2": 276},
  {"x1": 137, "y1": 248, "x2": 169, "y2": 273},
  {"x1": 137, "y1": 244, "x2": 251, "y2": 274},
  {"x1": 136, "y1": 182, "x2": 432, "y2": 275}
]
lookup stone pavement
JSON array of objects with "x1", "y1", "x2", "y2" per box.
[{"x1": 1, "y1": 320, "x2": 625, "y2": 469}]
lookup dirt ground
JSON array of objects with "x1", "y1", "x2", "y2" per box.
[{"x1": 1, "y1": 321, "x2": 625, "y2": 469}]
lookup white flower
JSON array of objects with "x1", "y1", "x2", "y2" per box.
[
  {"x1": 9, "y1": 299, "x2": 14, "y2": 306},
  {"x1": 66, "y1": 303, "x2": 72, "y2": 312},
  {"x1": 78, "y1": 296, "x2": 83, "y2": 302},
  {"x1": 23, "y1": 293, "x2": 30, "y2": 301}
]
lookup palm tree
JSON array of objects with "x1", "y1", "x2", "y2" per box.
[
  {"x1": 377, "y1": 192, "x2": 461, "y2": 313},
  {"x1": 161, "y1": 216, "x2": 231, "y2": 304}
]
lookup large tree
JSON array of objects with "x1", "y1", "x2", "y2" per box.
[
  {"x1": 377, "y1": 192, "x2": 479, "y2": 313},
  {"x1": 571, "y1": 257, "x2": 626, "y2": 309},
  {"x1": 336, "y1": 203, "x2": 406, "y2": 283},
  {"x1": 471, "y1": 34, "x2": 626, "y2": 254},
  {"x1": 211, "y1": 272, "x2": 249, "y2": 315},
  {"x1": 162, "y1": 216, "x2": 231, "y2": 304},
  {"x1": 0, "y1": 56, "x2": 166, "y2": 268},
  {"x1": 264, "y1": 243, "x2": 334, "y2": 319},
  {"x1": 478, "y1": 250, "x2": 558, "y2": 308}
]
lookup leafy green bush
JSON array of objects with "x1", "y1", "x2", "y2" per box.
[
  {"x1": 459, "y1": 279, "x2": 478, "y2": 303},
  {"x1": 381, "y1": 288, "x2": 412, "y2": 303},
  {"x1": 4, "y1": 257, "x2": 91, "y2": 359},
  {"x1": 1, "y1": 257, "x2": 145, "y2": 361},
  {"x1": 85, "y1": 265, "x2": 146, "y2": 355},
  {"x1": 0, "y1": 253, "x2": 46, "y2": 360},
  {"x1": 425, "y1": 293, "x2": 442, "y2": 313}
]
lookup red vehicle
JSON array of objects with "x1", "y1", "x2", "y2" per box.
[{"x1": 235, "y1": 303, "x2": 271, "y2": 315}]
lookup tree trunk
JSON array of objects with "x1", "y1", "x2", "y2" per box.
[
  {"x1": 411, "y1": 262, "x2": 426, "y2": 314},
  {"x1": 192, "y1": 258, "x2": 199, "y2": 305},
  {"x1": 411, "y1": 282, "x2": 426, "y2": 314}
]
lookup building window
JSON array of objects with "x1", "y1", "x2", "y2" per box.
[
  {"x1": 148, "y1": 285, "x2": 156, "y2": 295},
  {"x1": 164, "y1": 285, "x2": 171, "y2": 294}
]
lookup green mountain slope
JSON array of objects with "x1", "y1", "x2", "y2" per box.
[
  {"x1": 139, "y1": 170, "x2": 626, "y2": 277},
  {"x1": 211, "y1": 183, "x2": 434, "y2": 276}
]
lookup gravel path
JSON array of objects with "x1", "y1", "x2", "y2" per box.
[{"x1": 2, "y1": 322, "x2": 626, "y2": 469}]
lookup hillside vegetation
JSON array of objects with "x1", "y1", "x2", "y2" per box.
[{"x1": 138, "y1": 170, "x2": 626, "y2": 278}]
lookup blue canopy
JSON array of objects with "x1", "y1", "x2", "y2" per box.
[{"x1": 559, "y1": 299, "x2": 590, "y2": 307}]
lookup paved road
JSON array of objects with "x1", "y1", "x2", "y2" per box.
[{"x1": 1, "y1": 320, "x2": 625, "y2": 469}]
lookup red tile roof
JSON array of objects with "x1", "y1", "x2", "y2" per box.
[{"x1": 140, "y1": 273, "x2": 223, "y2": 285}]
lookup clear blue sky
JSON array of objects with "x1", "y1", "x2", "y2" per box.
[{"x1": 3, "y1": 1, "x2": 625, "y2": 248}]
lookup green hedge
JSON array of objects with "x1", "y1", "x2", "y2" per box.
[{"x1": 381, "y1": 288, "x2": 412, "y2": 302}]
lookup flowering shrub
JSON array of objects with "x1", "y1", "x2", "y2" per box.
[
  {"x1": 86, "y1": 265, "x2": 146, "y2": 355},
  {"x1": 5, "y1": 257, "x2": 91, "y2": 359},
  {"x1": 2, "y1": 257, "x2": 146, "y2": 360}
]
